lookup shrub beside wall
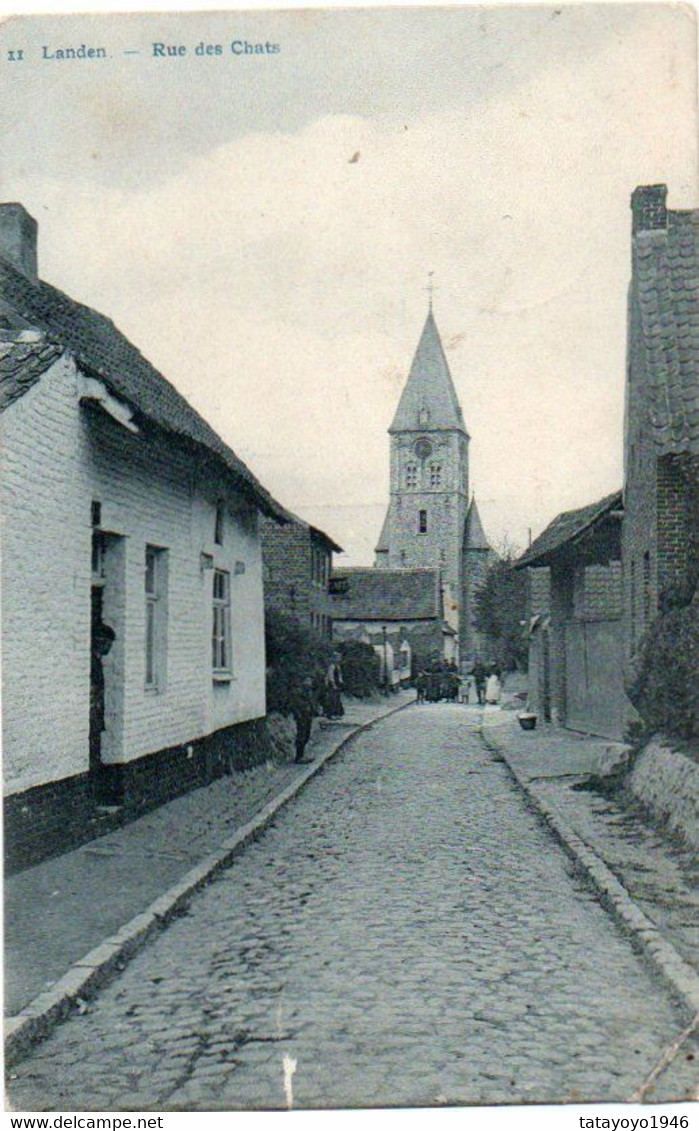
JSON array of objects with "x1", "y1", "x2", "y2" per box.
[
  {"x1": 626, "y1": 588, "x2": 698, "y2": 741},
  {"x1": 265, "y1": 610, "x2": 332, "y2": 716},
  {"x1": 337, "y1": 639, "x2": 381, "y2": 697}
]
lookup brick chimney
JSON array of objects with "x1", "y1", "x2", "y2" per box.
[
  {"x1": 631, "y1": 184, "x2": 668, "y2": 235},
  {"x1": 0, "y1": 203, "x2": 38, "y2": 282}
]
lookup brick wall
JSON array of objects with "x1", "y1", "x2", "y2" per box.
[
  {"x1": 261, "y1": 517, "x2": 336, "y2": 637},
  {"x1": 577, "y1": 562, "x2": 623, "y2": 621},
  {"x1": 623, "y1": 276, "x2": 660, "y2": 658},
  {"x1": 656, "y1": 454, "x2": 699, "y2": 599},
  {"x1": 1, "y1": 355, "x2": 267, "y2": 802},
  {"x1": 528, "y1": 567, "x2": 551, "y2": 617},
  {"x1": 623, "y1": 252, "x2": 699, "y2": 661}
]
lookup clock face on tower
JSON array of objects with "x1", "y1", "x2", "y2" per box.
[{"x1": 414, "y1": 437, "x2": 433, "y2": 461}]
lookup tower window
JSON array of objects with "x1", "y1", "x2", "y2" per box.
[
  {"x1": 418, "y1": 509, "x2": 428, "y2": 534},
  {"x1": 430, "y1": 464, "x2": 442, "y2": 488},
  {"x1": 419, "y1": 406, "x2": 430, "y2": 426},
  {"x1": 405, "y1": 464, "x2": 417, "y2": 488}
]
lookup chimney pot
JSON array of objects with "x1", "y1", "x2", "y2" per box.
[
  {"x1": 631, "y1": 184, "x2": 668, "y2": 235},
  {"x1": 0, "y1": 203, "x2": 38, "y2": 282}
]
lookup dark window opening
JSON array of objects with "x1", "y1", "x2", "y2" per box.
[
  {"x1": 418, "y1": 510, "x2": 428, "y2": 534},
  {"x1": 215, "y1": 501, "x2": 225, "y2": 546}
]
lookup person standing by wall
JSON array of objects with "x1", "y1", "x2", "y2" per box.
[
  {"x1": 324, "y1": 652, "x2": 345, "y2": 718},
  {"x1": 470, "y1": 659, "x2": 487, "y2": 706},
  {"x1": 292, "y1": 677, "x2": 317, "y2": 763}
]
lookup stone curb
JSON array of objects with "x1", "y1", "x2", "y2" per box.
[
  {"x1": 5, "y1": 696, "x2": 414, "y2": 1068},
  {"x1": 479, "y1": 722, "x2": 699, "y2": 1024}
]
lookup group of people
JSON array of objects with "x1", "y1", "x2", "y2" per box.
[
  {"x1": 414, "y1": 658, "x2": 503, "y2": 706},
  {"x1": 415, "y1": 660, "x2": 461, "y2": 703}
]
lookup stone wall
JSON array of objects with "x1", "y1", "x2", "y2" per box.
[
  {"x1": 627, "y1": 741, "x2": 699, "y2": 852},
  {"x1": 261, "y1": 516, "x2": 335, "y2": 637}
]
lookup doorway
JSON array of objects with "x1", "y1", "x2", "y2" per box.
[{"x1": 89, "y1": 526, "x2": 125, "y2": 800}]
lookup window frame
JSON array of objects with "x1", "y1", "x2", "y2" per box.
[
  {"x1": 145, "y1": 545, "x2": 168, "y2": 691},
  {"x1": 418, "y1": 509, "x2": 428, "y2": 534},
  {"x1": 212, "y1": 568, "x2": 232, "y2": 675}
]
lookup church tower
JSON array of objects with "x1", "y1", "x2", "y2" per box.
[{"x1": 375, "y1": 304, "x2": 470, "y2": 648}]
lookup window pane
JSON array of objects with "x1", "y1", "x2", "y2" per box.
[
  {"x1": 145, "y1": 600, "x2": 155, "y2": 684},
  {"x1": 145, "y1": 548, "x2": 156, "y2": 594}
]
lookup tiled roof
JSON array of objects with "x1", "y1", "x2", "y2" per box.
[
  {"x1": 390, "y1": 310, "x2": 467, "y2": 434},
  {"x1": 463, "y1": 496, "x2": 491, "y2": 551},
  {"x1": 633, "y1": 209, "x2": 699, "y2": 455},
  {"x1": 0, "y1": 255, "x2": 289, "y2": 520},
  {"x1": 516, "y1": 490, "x2": 622, "y2": 569},
  {"x1": 0, "y1": 332, "x2": 63, "y2": 411},
  {"x1": 330, "y1": 567, "x2": 441, "y2": 621}
]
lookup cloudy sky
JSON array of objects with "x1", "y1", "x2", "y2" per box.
[{"x1": 1, "y1": 4, "x2": 696, "y2": 561}]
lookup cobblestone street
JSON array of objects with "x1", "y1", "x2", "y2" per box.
[{"x1": 8, "y1": 706, "x2": 694, "y2": 1111}]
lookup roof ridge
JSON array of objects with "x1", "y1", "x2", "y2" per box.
[{"x1": 0, "y1": 254, "x2": 289, "y2": 520}]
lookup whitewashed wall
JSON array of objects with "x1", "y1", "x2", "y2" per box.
[{"x1": 1, "y1": 355, "x2": 267, "y2": 797}]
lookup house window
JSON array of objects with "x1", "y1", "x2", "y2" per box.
[
  {"x1": 418, "y1": 509, "x2": 428, "y2": 534},
  {"x1": 430, "y1": 464, "x2": 442, "y2": 488},
  {"x1": 214, "y1": 500, "x2": 225, "y2": 546},
  {"x1": 643, "y1": 552, "x2": 651, "y2": 626},
  {"x1": 212, "y1": 569, "x2": 232, "y2": 673},
  {"x1": 145, "y1": 545, "x2": 168, "y2": 690},
  {"x1": 405, "y1": 464, "x2": 417, "y2": 488}
]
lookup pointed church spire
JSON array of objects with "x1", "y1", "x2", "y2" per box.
[
  {"x1": 464, "y1": 495, "x2": 491, "y2": 551},
  {"x1": 389, "y1": 304, "x2": 468, "y2": 435}
]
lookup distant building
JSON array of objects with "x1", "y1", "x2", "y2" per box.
[
  {"x1": 374, "y1": 302, "x2": 494, "y2": 666},
  {"x1": 516, "y1": 185, "x2": 699, "y2": 741},
  {"x1": 0, "y1": 203, "x2": 288, "y2": 870},
  {"x1": 516, "y1": 492, "x2": 626, "y2": 741},
  {"x1": 330, "y1": 566, "x2": 456, "y2": 677},
  {"x1": 623, "y1": 185, "x2": 699, "y2": 658},
  {"x1": 261, "y1": 513, "x2": 342, "y2": 638}
]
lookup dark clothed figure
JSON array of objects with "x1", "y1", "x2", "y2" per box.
[
  {"x1": 416, "y1": 672, "x2": 427, "y2": 703},
  {"x1": 446, "y1": 671, "x2": 460, "y2": 701},
  {"x1": 89, "y1": 622, "x2": 115, "y2": 775},
  {"x1": 470, "y1": 661, "x2": 487, "y2": 705},
  {"x1": 324, "y1": 655, "x2": 345, "y2": 718},
  {"x1": 292, "y1": 680, "x2": 317, "y2": 763}
]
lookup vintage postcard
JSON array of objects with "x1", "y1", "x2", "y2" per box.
[{"x1": 1, "y1": 1, "x2": 698, "y2": 1117}]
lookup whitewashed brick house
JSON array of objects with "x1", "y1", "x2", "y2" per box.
[{"x1": 0, "y1": 203, "x2": 289, "y2": 869}]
